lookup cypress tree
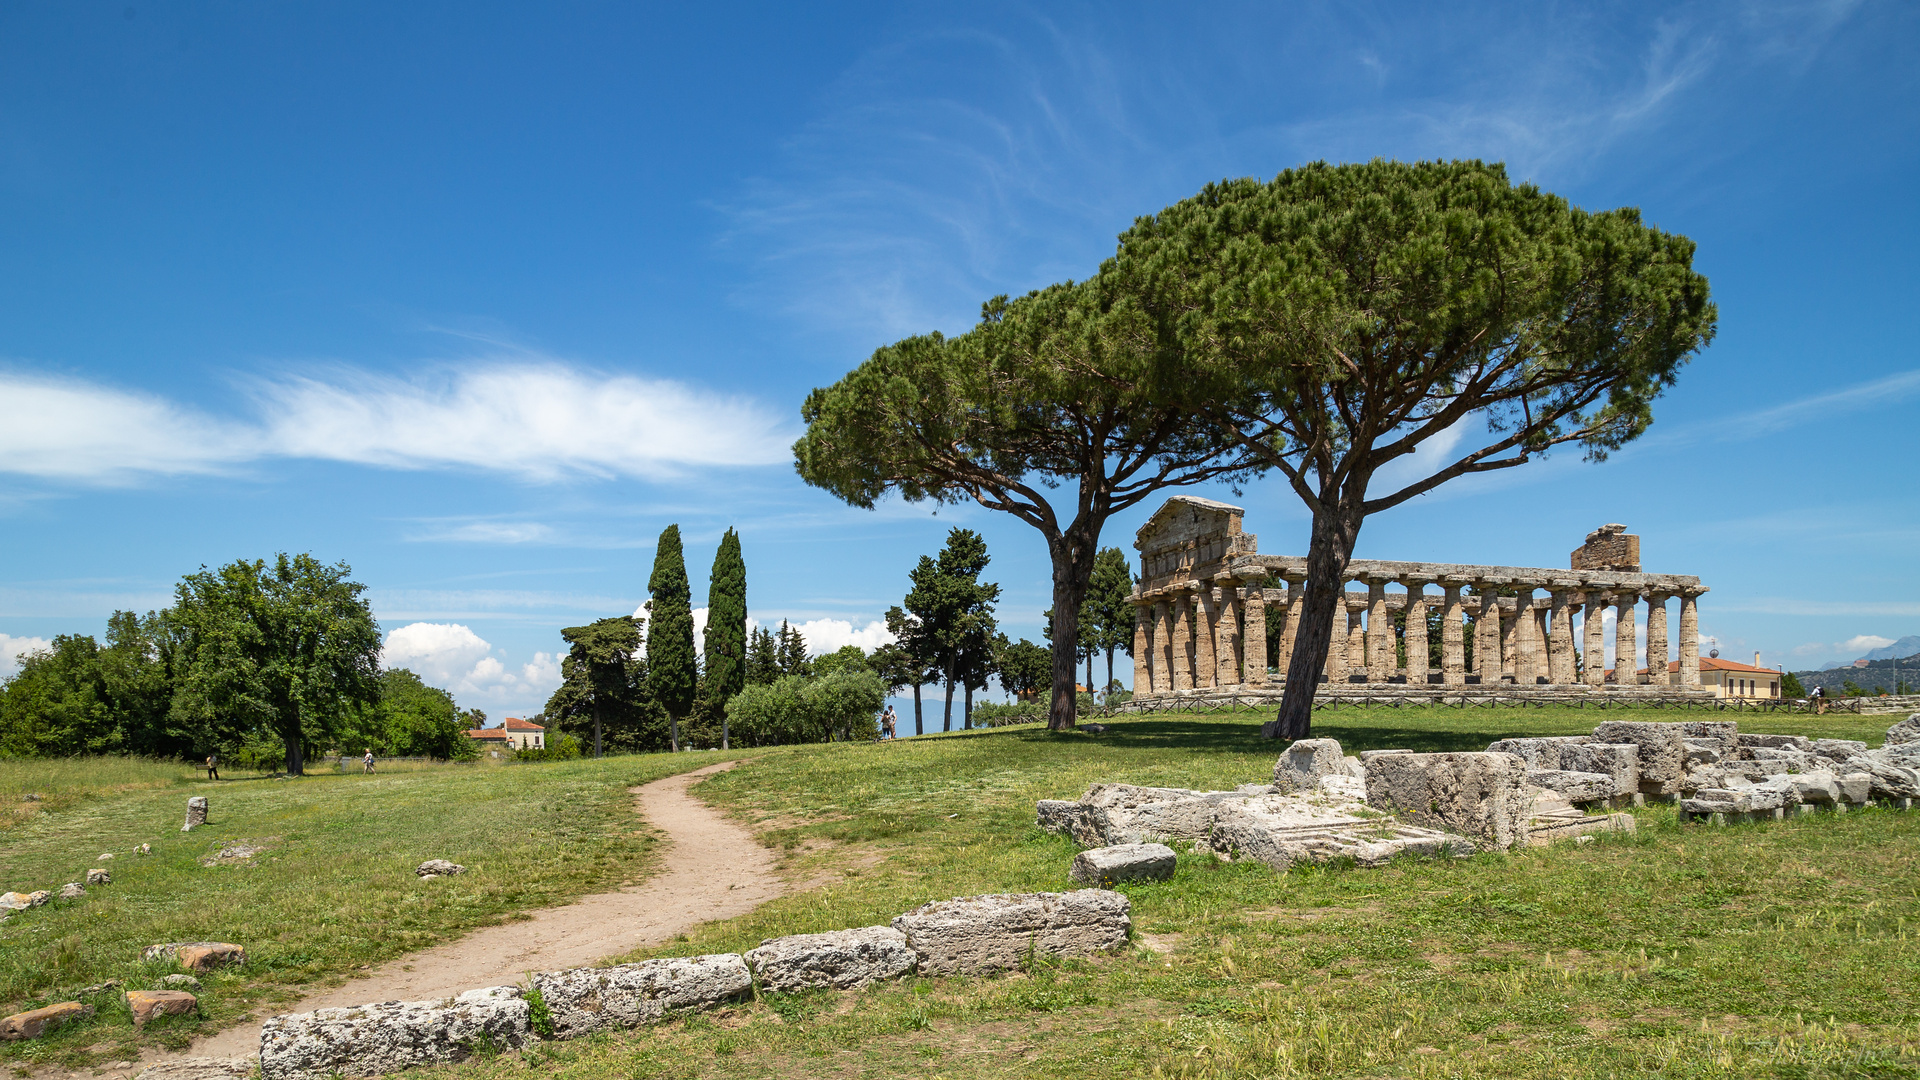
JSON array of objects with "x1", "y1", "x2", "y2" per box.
[
  {"x1": 703, "y1": 528, "x2": 747, "y2": 750},
  {"x1": 746, "y1": 626, "x2": 781, "y2": 685},
  {"x1": 647, "y1": 525, "x2": 698, "y2": 752}
]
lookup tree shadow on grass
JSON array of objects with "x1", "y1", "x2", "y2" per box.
[{"x1": 997, "y1": 713, "x2": 1601, "y2": 756}]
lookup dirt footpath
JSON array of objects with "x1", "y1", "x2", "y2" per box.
[{"x1": 162, "y1": 760, "x2": 785, "y2": 1065}]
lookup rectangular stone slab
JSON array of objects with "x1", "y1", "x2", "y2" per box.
[
  {"x1": 1590, "y1": 722, "x2": 1688, "y2": 794},
  {"x1": 892, "y1": 890, "x2": 1130, "y2": 976},
  {"x1": 744, "y1": 926, "x2": 916, "y2": 992},
  {"x1": 531, "y1": 955, "x2": 751, "y2": 1038},
  {"x1": 258, "y1": 987, "x2": 528, "y2": 1080},
  {"x1": 1068, "y1": 843, "x2": 1177, "y2": 885}
]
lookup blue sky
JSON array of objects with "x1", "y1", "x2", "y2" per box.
[{"x1": 2, "y1": 1, "x2": 1916, "y2": 718}]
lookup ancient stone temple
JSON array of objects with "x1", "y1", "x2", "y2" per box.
[{"x1": 1128, "y1": 496, "x2": 1712, "y2": 702}]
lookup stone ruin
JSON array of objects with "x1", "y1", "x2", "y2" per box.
[
  {"x1": 1125, "y1": 496, "x2": 1711, "y2": 702},
  {"x1": 1037, "y1": 714, "x2": 1920, "y2": 867}
]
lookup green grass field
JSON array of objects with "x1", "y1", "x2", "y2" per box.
[{"x1": 4, "y1": 706, "x2": 1915, "y2": 1078}]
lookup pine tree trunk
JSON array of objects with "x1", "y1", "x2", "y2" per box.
[
  {"x1": 964, "y1": 682, "x2": 973, "y2": 729},
  {"x1": 1085, "y1": 653, "x2": 1093, "y2": 702},
  {"x1": 721, "y1": 716, "x2": 729, "y2": 751},
  {"x1": 670, "y1": 713, "x2": 681, "y2": 753},
  {"x1": 592, "y1": 698, "x2": 603, "y2": 759},
  {"x1": 1045, "y1": 532, "x2": 1097, "y2": 731},
  {"x1": 1275, "y1": 508, "x2": 1365, "y2": 740},
  {"x1": 912, "y1": 683, "x2": 923, "y2": 736},
  {"x1": 943, "y1": 670, "x2": 955, "y2": 732},
  {"x1": 1105, "y1": 647, "x2": 1115, "y2": 703}
]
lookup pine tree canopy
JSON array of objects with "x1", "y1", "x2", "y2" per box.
[{"x1": 646, "y1": 525, "x2": 698, "y2": 721}]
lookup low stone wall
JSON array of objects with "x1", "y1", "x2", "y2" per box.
[{"x1": 237, "y1": 889, "x2": 1130, "y2": 1080}]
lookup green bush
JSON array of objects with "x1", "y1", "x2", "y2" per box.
[
  {"x1": 724, "y1": 670, "x2": 886, "y2": 745},
  {"x1": 512, "y1": 732, "x2": 583, "y2": 762}
]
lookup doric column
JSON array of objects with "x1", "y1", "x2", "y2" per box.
[
  {"x1": 1403, "y1": 578, "x2": 1430, "y2": 684},
  {"x1": 1613, "y1": 590, "x2": 1640, "y2": 686},
  {"x1": 1677, "y1": 588, "x2": 1705, "y2": 686},
  {"x1": 1646, "y1": 591, "x2": 1671, "y2": 687},
  {"x1": 1440, "y1": 579, "x2": 1466, "y2": 685},
  {"x1": 1155, "y1": 597, "x2": 1175, "y2": 693},
  {"x1": 1132, "y1": 601, "x2": 1149, "y2": 694},
  {"x1": 1193, "y1": 585, "x2": 1218, "y2": 690},
  {"x1": 1322, "y1": 584, "x2": 1347, "y2": 683},
  {"x1": 1365, "y1": 576, "x2": 1393, "y2": 682},
  {"x1": 1531, "y1": 605, "x2": 1550, "y2": 685},
  {"x1": 1171, "y1": 589, "x2": 1194, "y2": 692},
  {"x1": 1474, "y1": 588, "x2": 1501, "y2": 684},
  {"x1": 1243, "y1": 579, "x2": 1268, "y2": 686},
  {"x1": 1214, "y1": 578, "x2": 1241, "y2": 688},
  {"x1": 1347, "y1": 592, "x2": 1368, "y2": 682},
  {"x1": 1510, "y1": 585, "x2": 1540, "y2": 685},
  {"x1": 1280, "y1": 574, "x2": 1305, "y2": 674},
  {"x1": 1547, "y1": 582, "x2": 1576, "y2": 684},
  {"x1": 1583, "y1": 589, "x2": 1608, "y2": 687}
]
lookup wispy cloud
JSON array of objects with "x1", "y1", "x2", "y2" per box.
[
  {"x1": 0, "y1": 633, "x2": 52, "y2": 678},
  {"x1": 0, "y1": 359, "x2": 795, "y2": 485}
]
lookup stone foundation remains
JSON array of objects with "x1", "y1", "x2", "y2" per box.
[{"x1": 1126, "y1": 497, "x2": 1711, "y2": 701}]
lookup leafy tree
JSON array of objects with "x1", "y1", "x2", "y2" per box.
[
  {"x1": 723, "y1": 669, "x2": 886, "y2": 746},
  {"x1": 812, "y1": 644, "x2": 870, "y2": 678},
  {"x1": 795, "y1": 282, "x2": 1262, "y2": 732},
  {"x1": 993, "y1": 635, "x2": 1052, "y2": 701},
  {"x1": 703, "y1": 528, "x2": 748, "y2": 706},
  {"x1": 745, "y1": 626, "x2": 781, "y2": 686},
  {"x1": 0, "y1": 636, "x2": 113, "y2": 757},
  {"x1": 1781, "y1": 671, "x2": 1806, "y2": 698},
  {"x1": 350, "y1": 668, "x2": 476, "y2": 760},
  {"x1": 865, "y1": 641, "x2": 919, "y2": 700},
  {"x1": 886, "y1": 585, "x2": 943, "y2": 736},
  {"x1": 558, "y1": 616, "x2": 642, "y2": 757},
  {"x1": 544, "y1": 636, "x2": 670, "y2": 753},
  {"x1": 168, "y1": 553, "x2": 382, "y2": 775},
  {"x1": 1103, "y1": 160, "x2": 1715, "y2": 737},
  {"x1": 1083, "y1": 548, "x2": 1136, "y2": 702},
  {"x1": 647, "y1": 525, "x2": 698, "y2": 752},
  {"x1": 915, "y1": 529, "x2": 1000, "y2": 731}
]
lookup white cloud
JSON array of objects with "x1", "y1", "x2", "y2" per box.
[
  {"x1": 0, "y1": 633, "x2": 52, "y2": 678},
  {"x1": 408, "y1": 521, "x2": 556, "y2": 544},
  {"x1": 783, "y1": 617, "x2": 896, "y2": 655},
  {"x1": 380, "y1": 622, "x2": 564, "y2": 710},
  {"x1": 0, "y1": 361, "x2": 793, "y2": 484},
  {"x1": 1840, "y1": 634, "x2": 1896, "y2": 653}
]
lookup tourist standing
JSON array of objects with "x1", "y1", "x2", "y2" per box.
[
  {"x1": 205, "y1": 753, "x2": 219, "y2": 781},
  {"x1": 363, "y1": 748, "x2": 376, "y2": 773}
]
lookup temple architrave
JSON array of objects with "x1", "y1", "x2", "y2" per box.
[{"x1": 1128, "y1": 497, "x2": 1711, "y2": 700}]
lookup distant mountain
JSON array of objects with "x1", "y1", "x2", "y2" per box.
[
  {"x1": 1793, "y1": 652, "x2": 1920, "y2": 695},
  {"x1": 1861, "y1": 636, "x2": 1920, "y2": 662}
]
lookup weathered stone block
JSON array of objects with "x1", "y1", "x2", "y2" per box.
[
  {"x1": 1357, "y1": 749, "x2": 1413, "y2": 762},
  {"x1": 1739, "y1": 733, "x2": 1813, "y2": 751},
  {"x1": 126, "y1": 990, "x2": 197, "y2": 1028},
  {"x1": 1839, "y1": 773, "x2": 1872, "y2": 804},
  {"x1": 58, "y1": 883, "x2": 84, "y2": 900},
  {"x1": 144, "y1": 942, "x2": 246, "y2": 972},
  {"x1": 1590, "y1": 722, "x2": 1688, "y2": 794},
  {"x1": 0, "y1": 1002, "x2": 92, "y2": 1040},
  {"x1": 1682, "y1": 789, "x2": 1750, "y2": 814},
  {"x1": 1363, "y1": 752, "x2": 1531, "y2": 852},
  {"x1": 1683, "y1": 741, "x2": 1722, "y2": 766},
  {"x1": 1887, "y1": 715, "x2": 1920, "y2": 746},
  {"x1": 744, "y1": 926, "x2": 916, "y2": 992},
  {"x1": 1069, "y1": 843, "x2": 1177, "y2": 886},
  {"x1": 1076, "y1": 784, "x2": 1221, "y2": 845},
  {"x1": 1680, "y1": 721, "x2": 1739, "y2": 752},
  {"x1": 1560, "y1": 743, "x2": 1638, "y2": 798},
  {"x1": 1526, "y1": 770, "x2": 1615, "y2": 805},
  {"x1": 1035, "y1": 800, "x2": 1098, "y2": 846},
  {"x1": 892, "y1": 890, "x2": 1130, "y2": 976},
  {"x1": 531, "y1": 955, "x2": 750, "y2": 1038},
  {"x1": 1273, "y1": 739, "x2": 1355, "y2": 792},
  {"x1": 86, "y1": 869, "x2": 109, "y2": 886},
  {"x1": 1786, "y1": 770, "x2": 1840, "y2": 804},
  {"x1": 1811, "y1": 739, "x2": 1869, "y2": 762},
  {"x1": 259, "y1": 986, "x2": 528, "y2": 1080},
  {"x1": 134, "y1": 1058, "x2": 253, "y2": 1080},
  {"x1": 1487, "y1": 738, "x2": 1566, "y2": 770},
  {"x1": 1848, "y1": 758, "x2": 1920, "y2": 800},
  {"x1": 416, "y1": 860, "x2": 465, "y2": 877},
  {"x1": 182, "y1": 796, "x2": 208, "y2": 831},
  {"x1": 0, "y1": 890, "x2": 50, "y2": 911}
]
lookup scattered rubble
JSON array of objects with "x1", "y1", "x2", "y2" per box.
[
  {"x1": 162, "y1": 975, "x2": 204, "y2": 991},
  {"x1": 415, "y1": 860, "x2": 465, "y2": 878},
  {"x1": 134, "y1": 1058, "x2": 255, "y2": 1080},
  {"x1": 201, "y1": 839, "x2": 278, "y2": 867},
  {"x1": 87, "y1": 868, "x2": 110, "y2": 886}
]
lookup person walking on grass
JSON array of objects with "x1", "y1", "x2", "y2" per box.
[
  {"x1": 881, "y1": 704, "x2": 898, "y2": 740},
  {"x1": 363, "y1": 748, "x2": 376, "y2": 773},
  {"x1": 205, "y1": 753, "x2": 219, "y2": 781}
]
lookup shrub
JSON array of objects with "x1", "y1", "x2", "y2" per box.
[{"x1": 512, "y1": 732, "x2": 583, "y2": 762}]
